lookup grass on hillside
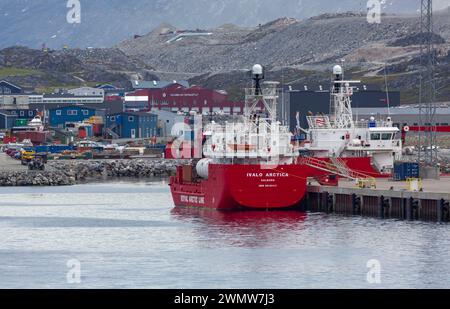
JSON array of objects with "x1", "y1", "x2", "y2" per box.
[{"x1": 0, "y1": 67, "x2": 41, "y2": 78}]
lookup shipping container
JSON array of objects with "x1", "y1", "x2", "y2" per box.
[
  {"x1": 92, "y1": 123, "x2": 104, "y2": 136},
  {"x1": 35, "y1": 145, "x2": 74, "y2": 154},
  {"x1": 393, "y1": 162, "x2": 420, "y2": 181}
]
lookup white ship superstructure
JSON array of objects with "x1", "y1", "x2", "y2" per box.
[{"x1": 302, "y1": 65, "x2": 402, "y2": 173}]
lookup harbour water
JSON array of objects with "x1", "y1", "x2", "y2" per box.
[{"x1": 0, "y1": 180, "x2": 449, "y2": 289}]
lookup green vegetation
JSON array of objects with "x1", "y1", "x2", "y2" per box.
[{"x1": 0, "y1": 67, "x2": 41, "y2": 78}]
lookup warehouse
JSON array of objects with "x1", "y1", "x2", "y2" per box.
[
  {"x1": 105, "y1": 112, "x2": 158, "y2": 139},
  {"x1": 125, "y1": 83, "x2": 244, "y2": 115},
  {"x1": 283, "y1": 86, "x2": 401, "y2": 131},
  {"x1": 49, "y1": 106, "x2": 99, "y2": 128}
]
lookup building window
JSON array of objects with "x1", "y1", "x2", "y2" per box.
[
  {"x1": 20, "y1": 111, "x2": 25, "y2": 116},
  {"x1": 67, "y1": 110, "x2": 78, "y2": 116},
  {"x1": 128, "y1": 116, "x2": 134, "y2": 122},
  {"x1": 82, "y1": 110, "x2": 89, "y2": 116},
  {"x1": 110, "y1": 116, "x2": 116, "y2": 121},
  {"x1": 56, "y1": 110, "x2": 62, "y2": 116},
  {"x1": 28, "y1": 111, "x2": 33, "y2": 117}
]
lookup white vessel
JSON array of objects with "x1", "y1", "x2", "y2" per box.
[{"x1": 300, "y1": 65, "x2": 402, "y2": 174}]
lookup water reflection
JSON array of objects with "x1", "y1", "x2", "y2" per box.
[{"x1": 171, "y1": 207, "x2": 308, "y2": 248}]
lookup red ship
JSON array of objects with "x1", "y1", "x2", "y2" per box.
[
  {"x1": 170, "y1": 65, "x2": 401, "y2": 210},
  {"x1": 170, "y1": 164, "x2": 308, "y2": 210},
  {"x1": 170, "y1": 65, "x2": 310, "y2": 210}
]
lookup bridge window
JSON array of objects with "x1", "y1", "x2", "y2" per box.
[
  {"x1": 370, "y1": 133, "x2": 381, "y2": 140},
  {"x1": 382, "y1": 133, "x2": 393, "y2": 140}
]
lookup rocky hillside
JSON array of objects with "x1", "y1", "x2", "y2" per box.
[
  {"x1": 118, "y1": 9, "x2": 450, "y2": 103},
  {"x1": 0, "y1": 46, "x2": 157, "y2": 90},
  {"x1": 1, "y1": 7, "x2": 449, "y2": 103},
  {"x1": 118, "y1": 9, "x2": 450, "y2": 74}
]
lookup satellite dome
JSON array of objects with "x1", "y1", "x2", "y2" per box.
[
  {"x1": 333, "y1": 65, "x2": 343, "y2": 75},
  {"x1": 252, "y1": 64, "x2": 263, "y2": 75}
]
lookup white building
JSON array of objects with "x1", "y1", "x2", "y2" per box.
[{"x1": 68, "y1": 87, "x2": 105, "y2": 97}]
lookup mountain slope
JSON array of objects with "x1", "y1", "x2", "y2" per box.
[
  {"x1": 118, "y1": 9, "x2": 450, "y2": 74},
  {"x1": 1, "y1": 0, "x2": 449, "y2": 49}
]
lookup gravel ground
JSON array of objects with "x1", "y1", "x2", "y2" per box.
[{"x1": 0, "y1": 153, "x2": 27, "y2": 172}]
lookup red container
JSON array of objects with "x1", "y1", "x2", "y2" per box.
[
  {"x1": 3, "y1": 136, "x2": 17, "y2": 144},
  {"x1": 78, "y1": 127, "x2": 87, "y2": 139},
  {"x1": 92, "y1": 124, "x2": 103, "y2": 137},
  {"x1": 14, "y1": 131, "x2": 50, "y2": 145}
]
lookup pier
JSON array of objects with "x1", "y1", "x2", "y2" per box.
[{"x1": 304, "y1": 178, "x2": 450, "y2": 223}]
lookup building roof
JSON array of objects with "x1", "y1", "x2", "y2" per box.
[
  {"x1": 96, "y1": 84, "x2": 118, "y2": 89},
  {"x1": 30, "y1": 100, "x2": 124, "y2": 114},
  {"x1": 353, "y1": 105, "x2": 450, "y2": 115},
  {"x1": 48, "y1": 105, "x2": 98, "y2": 111},
  {"x1": 43, "y1": 93, "x2": 103, "y2": 98},
  {"x1": 0, "y1": 80, "x2": 22, "y2": 91},
  {"x1": 107, "y1": 111, "x2": 156, "y2": 117},
  {"x1": 131, "y1": 80, "x2": 190, "y2": 90},
  {"x1": 0, "y1": 110, "x2": 19, "y2": 116}
]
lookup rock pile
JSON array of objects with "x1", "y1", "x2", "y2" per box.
[
  {"x1": 0, "y1": 171, "x2": 76, "y2": 186},
  {"x1": 47, "y1": 159, "x2": 183, "y2": 181},
  {"x1": 0, "y1": 159, "x2": 185, "y2": 187}
]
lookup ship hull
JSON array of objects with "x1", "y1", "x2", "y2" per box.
[{"x1": 170, "y1": 164, "x2": 308, "y2": 210}]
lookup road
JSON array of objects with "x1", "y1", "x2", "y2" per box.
[{"x1": 0, "y1": 153, "x2": 27, "y2": 172}]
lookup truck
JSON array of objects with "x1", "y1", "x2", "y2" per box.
[{"x1": 20, "y1": 149, "x2": 36, "y2": 165}]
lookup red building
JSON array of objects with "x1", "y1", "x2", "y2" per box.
[{"x1": 125, "y1": 83, "x2": 245, "y2": 115}]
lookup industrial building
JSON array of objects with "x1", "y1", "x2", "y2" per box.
[
  {"x1": 29, "y1": 93, "x2": 104, "y2": 105},
  {"x1": 105, "y1": 112, "x2": 158, "y2": 139},
  {"x1": 0, "y1": 80, "x2": 29, "y2": 110},
  {"x1": 151, "y1": 110, "x2": 187, "y2": 138},
  {"x1": 125, "y1": 83, "x2": 244, "y2": 115},
  {"x1": 49, "y1": 106, "x2": 99, "y2": 128},
  {"x1": 282, "y1": 86, "x2": 401, "y2": 131},
  {"x1": 67, "y1": 87, "x2": 105, "y2": 97},
  {"x1": 353, "y1": 104, "x2": 450, "y2": 133},
  {"x1": 0, "y1": 108, "x2": 40, "y2": 130}
]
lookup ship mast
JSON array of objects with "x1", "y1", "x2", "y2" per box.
[
  {"x1": 244, "y1": 64, "x2": 279, "y2": 124},
  {"x1": 330, "y1": 65, "x2": 360, "y2": 129}
]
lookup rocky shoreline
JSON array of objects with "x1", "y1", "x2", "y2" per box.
[{"x1": 0, "y1": 159, "x2": 185, "y2": 187}]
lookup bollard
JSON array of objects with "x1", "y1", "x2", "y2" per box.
[
  {"x1": 378, "y1": 196, "x2": 386, "y2": 219},
  {"x1": 440, "y1": 199, "x2": 450, "y2": 223},
  {"x1": 352, "y1": 194, "x2": 362, "y2": 216},
  {"x1": 326, "y1": 192, "x2": 334, "y2": 213}
]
